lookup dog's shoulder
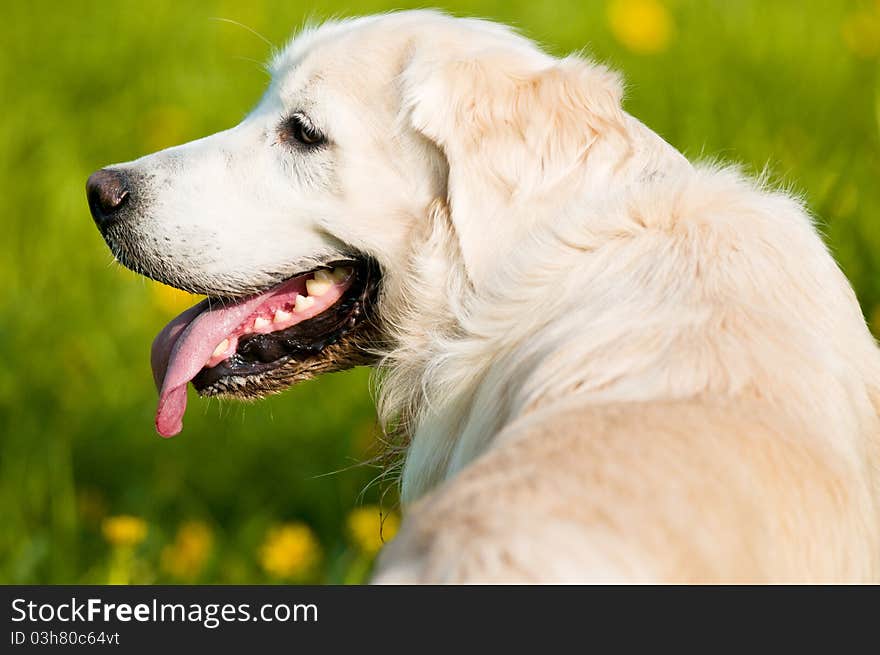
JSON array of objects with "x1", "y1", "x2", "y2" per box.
[{"x1": 375, "y1": 398, "x2": 880, "y2": 582}]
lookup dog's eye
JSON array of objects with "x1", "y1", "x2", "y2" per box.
[{"x1": 281, "y1": 114, "x2": 326, "y2": 147}]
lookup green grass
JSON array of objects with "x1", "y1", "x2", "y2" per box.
[{"x1": 1, "y1": 0, "x2": 879, "y2": 583}]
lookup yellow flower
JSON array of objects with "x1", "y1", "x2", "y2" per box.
[
  {"x1": 161, "y1": 521, "x2": 214, "y2": 581},
  {"x1": 259, "y1": 523, "x2": 320, "y2": 579},
  {"x1": 841, "y1": 8, "x2": 880, "y2": 59},
  {"x1": 101, "y1": 515, "x2": 148, "y2": 548},
  {"x1": 152, "y1": 282, "x2": 200, "y2": 315},
  {"x1": 346, "y1": 506, "x2": 400, "y2": 555},
  {"x1": 607, "y1": 0, "x2": 674, "y2": 55}
]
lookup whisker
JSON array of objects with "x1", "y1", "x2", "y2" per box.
[
  {"x1": 210, "y1": 17, "x2": 275, "y2": 49},
  {"x1": 308, "y1": 457, "x2": 379, "y2": 480},
  {"x1": 232, "y1": 55, "x2": 272, "y2": 78}
]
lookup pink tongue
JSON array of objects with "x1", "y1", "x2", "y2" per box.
[{"x1": 151, "y1": 293, "x2": 272, "y2": 437}]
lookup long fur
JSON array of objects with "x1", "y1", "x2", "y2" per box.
[
  {"x1": 378, "y1": 156, "x2": 880, "y2": 491},
  {"x1": 371, "y1": 13, "x2": 880, "y2": 581},
  {"x1": 98, "y1": 10, "x2": 880, "y2": 582}
]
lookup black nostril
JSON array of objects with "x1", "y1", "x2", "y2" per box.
[{"x1": 86, "y1": 168, "x2": 131, "y2": 229}]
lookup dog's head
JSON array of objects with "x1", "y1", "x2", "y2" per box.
[{"x1": 86, "y1": 10, "x2": 630, "y2": 436}]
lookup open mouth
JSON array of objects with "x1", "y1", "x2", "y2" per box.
[{"x1": 151, "y1": 259, "x2": 380, "y2": 437}]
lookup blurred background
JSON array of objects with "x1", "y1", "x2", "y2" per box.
[{"x1": 1, "y1": 0, "x2": 879, "y2": 584}]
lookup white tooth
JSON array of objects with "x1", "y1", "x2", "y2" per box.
[
  {"x1": 294, "y1": 294, "x2": 315, "y2": 312},
  {"x1": 253, "y1": 316, "x2": 271, "y2": 330},
  {"x1": 313, "y1": 269, "x2": 334, "y2": 283},
  {"x1": 212, "y1": 339, "x2": 229, "y2": 358},
  {"x1": 331, "y1": 266, "x2": 353, "y2": 282},
  {"x1": 273, "y1": 308, "x2": 292, "y2": 323},
  {"x1": 306, "y1": 278, "x2": 332, "y2": 297}
]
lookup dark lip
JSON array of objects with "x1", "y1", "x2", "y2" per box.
[{"x1": 191, "y1": 258, "x2": 381, "y2": 395}]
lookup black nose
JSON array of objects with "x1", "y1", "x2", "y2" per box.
[{"x1": 86, "y1": 168, "x2": 131, "y2": 229}]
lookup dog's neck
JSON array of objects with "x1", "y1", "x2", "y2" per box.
[
  {"x1": 378, "y1": 116, "x2": 880, "y2": 504},
  {"x1": 378, "y1": 117, "x2": 679, "y2": 500}
]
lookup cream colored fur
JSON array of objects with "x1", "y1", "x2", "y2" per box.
[
  {"x1": 367, "y1": 13, "x2": 880, "y2": 582},
  {"x1": 108, "y1": 10, "x2": 880, "y2": 582}
]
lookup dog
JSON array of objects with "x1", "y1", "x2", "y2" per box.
[{"x1": 87, "y1": 10, "x2": 880, "y2": 582}]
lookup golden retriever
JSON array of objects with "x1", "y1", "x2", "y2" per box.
[{"x1": 86, "y1": 10, "x2": 880, "y2": 582}]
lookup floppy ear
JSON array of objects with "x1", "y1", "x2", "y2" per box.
[{"x1": 401, "y1": 49, "x2": 627, "y2": 281}]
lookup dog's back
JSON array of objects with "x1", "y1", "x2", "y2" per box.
[
  {"x1": 377, "y1": 395, "x2": 880, "y2": 582},
  {"x1": 375, "y1": 163, "x2": 880, "y2": 583}
]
